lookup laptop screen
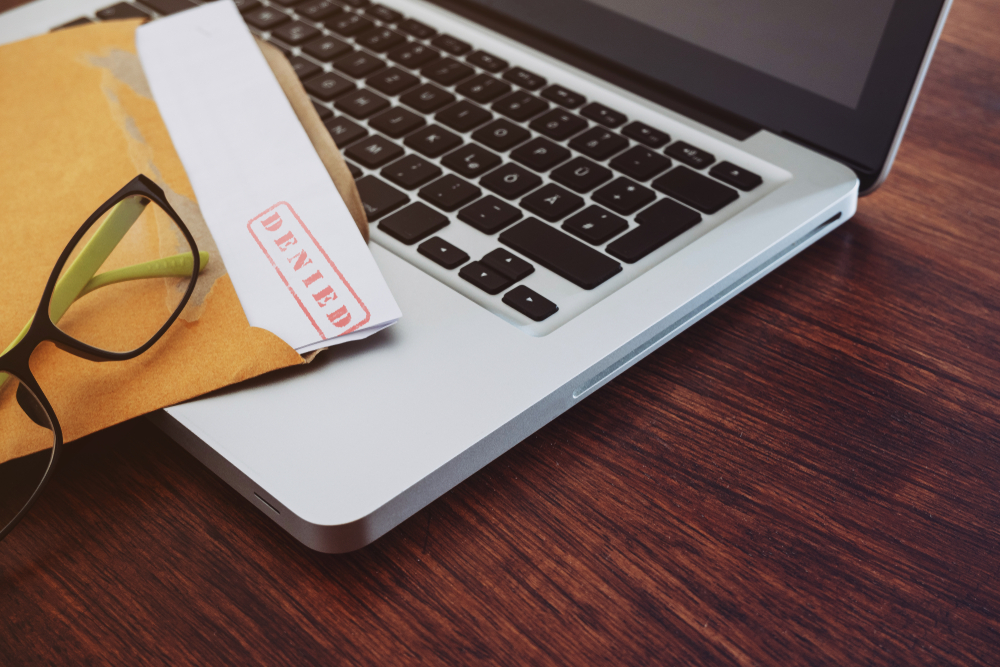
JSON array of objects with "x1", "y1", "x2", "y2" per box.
[
  {"x1": 451, "y1": 0, "x2": 947, "y2": 187},
  {"x1": 583, "y1": 0, "x2": 894, "y2": 110}
]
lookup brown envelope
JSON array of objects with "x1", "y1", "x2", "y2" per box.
[{"x1": 0, "y1": 19, "x2": 366, "y2": 465}]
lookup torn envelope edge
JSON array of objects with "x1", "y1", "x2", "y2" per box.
[{"x1": 136, "y1": 1, "x2": 400, "y2": 355}]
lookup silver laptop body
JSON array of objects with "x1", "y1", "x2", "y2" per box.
[{"x1": 0, "y1": 0, "x2": 951, "y2": 552}]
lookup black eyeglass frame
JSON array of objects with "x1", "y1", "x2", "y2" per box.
[{"x1": 0, "y1": 174, "x2": 200, "y2": 542}]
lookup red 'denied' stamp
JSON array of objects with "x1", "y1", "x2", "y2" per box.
[{"x1": 247, "y1": 202, "x2": 370, "y2": 339}]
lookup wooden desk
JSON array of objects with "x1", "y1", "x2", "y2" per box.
[{"x1": 2, "y1": 1, "x2": 997, "y2": 664}]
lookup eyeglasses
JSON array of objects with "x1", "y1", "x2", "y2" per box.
[{"x1": 0, "y1": 174, "x2": 206, "y2": 543}]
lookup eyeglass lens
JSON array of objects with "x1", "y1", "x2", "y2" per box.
[
  {"x1": 49, "y1": 194, "x2": 197, "y2": 354},
  {"x1": 0, "y1": 373, "x2": 56, "y2": 536}
]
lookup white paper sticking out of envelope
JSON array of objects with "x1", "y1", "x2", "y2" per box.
[{"x1": 137, "y1": 1, "x2": 400, "y2": 353}]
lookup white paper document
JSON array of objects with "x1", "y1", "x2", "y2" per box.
[{"x1": 137, "y1": 1, "x2": 400, "y2": 353}]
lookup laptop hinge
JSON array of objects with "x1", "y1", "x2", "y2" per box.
[{"x1": 780, "y1": 131, "x2": 880, "y2": 192}]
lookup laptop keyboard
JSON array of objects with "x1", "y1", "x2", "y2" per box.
[{"x1": 59, "y1": 0, "x2": 775, "y2": 335}]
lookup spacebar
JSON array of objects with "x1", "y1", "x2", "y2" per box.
[{"x1": 499, "y1": 218, "x2": 622, "y2": 289}]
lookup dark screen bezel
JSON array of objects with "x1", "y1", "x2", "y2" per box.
[{"x1": 430, "y1": 0, "x2": 946, "y2": 191}]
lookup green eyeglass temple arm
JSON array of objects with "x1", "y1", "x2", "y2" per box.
[
  {"x1": 0, "y1": 250, "x2": 208, "y2": 397},
  {"x1": 2, "y1": 197, "x2": 209, "y2": 359},
  {"x1": 1, "y1": 251, "x2": 209, "y2": 358}
]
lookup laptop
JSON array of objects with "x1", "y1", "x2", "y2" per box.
[{"x1": 0, "y1": 0, "x2": 951, "y2": 552}]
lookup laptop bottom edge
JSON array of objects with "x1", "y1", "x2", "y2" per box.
[{"x1": 148, "y1": 197, "x2": 854, "y2": 554}]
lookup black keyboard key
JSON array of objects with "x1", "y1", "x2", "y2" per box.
[
  {"x1": 609, "y1": 146, "x2": 671, "y2": 181},
  {"x1": 500, "y1": 218, "x2": 622, "y2": 289},
  {"x1": 509, "y1": 287, "x2": 563, "y2": 326},
  {"x1": 302, "y1": 35, "x2": 351, "y2": 61},
  {"x1": 345, "y1": 135, "x2": 404, "y2": 168},
  {"x1": 436, "y1": 100, "x2": 492, "y2": 133},
  {"x1": 521, "y1": 183, "x2": 584, "y2": 221},
  {"x1": 380, "y1": 202, "x2": 448, "y2": 243},
  {"x1": 467, "y1": 50, "x2": 507, "y2": 73},
  {"x1": 580, "y1": 102, "x2": 627, "y2": 128},
  {"x1": 491, "y1": 91, "x2": 548, "y2": 122},
  {"x1": 325, "y1": 115, "x2": 367, "y2": 146},
  {"x1": 289, "y1": 56, "x2": 320, "y2": 81},
  {"x1": 472, "y1": 119, "x2": 530, "y2": 152},
  {"x1": 53, "y1": 17, "x2": 92, "y2": 30},
  {"x1": 381, "y1": 154, "x2": 441, "y2": 189},
  {"x1": 605, "y1": 223, "x2": 675, "y2": 264},
  {"x1": 423, "y1": 58, "x2": 475, "y2": 86},
  {"x1": 529, "y1": 109, "x2": 587, "y2": 141},
  {"x1": 665, "y1": 141, "x2": 715, "y2": 169},
  {"x1": 419, "y1": 174, "x2": 480, "y2": 211},
  {"x1": 340, "y1": 0, "x2": 371, "y2": 7},
  {"x1": 456, "y1": 74, "x2": 511, "y2": 104},
  {"x1": 592, "y1": 177, "x2": 655, "y2": 215},
  {"x1": 356, "y1": 27, "x2": 405, "y2": 52},
  {"x1": 550, "y1": 157, "x2": 613, "y2": 193},
  {"x1": 459, "y1": 262, "x2": 512, "y2": 295},
  {"x1": 569, "y1": 127, "x2": 628, "y2": 161},
  {"x1": 356, "y1": 175, "x2": 409, "y2": 221},
  {"x1": 272, "y1": 21, "x2": 319, "y2": 45},
  {"x1": 541, "y1": 84, "x2": 585, "y2": 109},
  {"x1": 368, "y1": 106, "x2": 424, "y2": 137},
  {"x1": 503, "y1": 67, "x2": 546, "y2": 91},
  {"x1": 136, "y1": 0, "x2": 194, "y2": 14},
  {"x1": 244, "y1": 6, "x2": 289, "y2": 30},
  {"x1": 398, "y1": 18, "x2": 435, "y2": 39},
  {"x1": 295, "y1": 0, "x2": 342, "y2": 21},
  {"x1": 304, "y1": 71, "x2": 355, "y2": 100},
  {"x1": 606, "y1": 198, "x2": 702, "y2": 263},
  {"x1": 232, "y1": 0, "x2": 261, "y2": 13},
  {"x1": 334, "y1": 51, "x2": 385, "y2": 78},
  {"x1": 709, "y1": 161, "x2": 762, "y2": 191},
  {"x1": 562, "y1": 206, "x2": 628, "y2": 245},
  {"x1": 441, "y1": 144, "x2": 501, "y2": 179},
  {"x1": 622, "y1": 122, "x2": 669, "y2": 148},
  {"x1": 96, "y1": 3, "x2": 150, "y2": 20},
  {"x1": 335, "y1": 88, "x2": 389, "y2": 118},
  {"x1": 404, "y1": 124, "x2": 462, "y2": 158},
  {"x1": 480, "y1": 163, "x2": 542, "y2": 199},
  {"x1": 511, "y1": 137, "x2": 570, "y2": 172},
  {"x1": 418, "y1": 237, "x2": 469, "y2": 269},
  {"x1": 482, "y1": 248, "x2": 534, "y2": 281},
  {"x1": 312, "y1": 101, "x2": 333, "y2": 120},
  {"x1": 327, "y1": 12, "x2": 373, "y2": 36},
  {"x1": 636, "y1": 198, "x2": 702, "y2": 228},
  {"x1": 346, "y1": 162, "x2": 362, "y2": 178},
  {"x1": 271, "y1": 0, "x2": 306, "y2": 6},
  {"x1": 367, "y1": 67, "x2": 420, "y2": 95},
  {"x1": 387, "y1": 42, "x2": 439, "y2": 69},
  {"x1": 503, "y1": 285, "x2": 557, "y2": 321},
  {"x1": 652, "y1": 166, "x2": 738, "y2": 214},
  {"x1": 400, "y1": 83, "x2": 455, "y2": 113},
  {"x1": 363, "y1": 3, "x2": 401, "y2": 23},
  {"x1": 431, "y1": 34, "x2": 471, "y2": 55},
  {"x1": 458, "y1": 195, "x2": 522, "y2": 234}
]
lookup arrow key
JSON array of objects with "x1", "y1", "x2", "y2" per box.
[
  {"x1": 482, "y1": 248, "x2": 534, "y2": 281},
  {"x1": 503, "y1": 285, "x2": 558, "y2": 321},
  {"x1": 459, "y1": 261, "x2": 513, "y2": 295},
  {"x1": 418, "y1": 236, "x2": 470, "y2": 269}
]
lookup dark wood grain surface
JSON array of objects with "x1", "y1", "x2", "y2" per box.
[{"x1": 2, "y1": 1, "x2": 998, "y2": 664}]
